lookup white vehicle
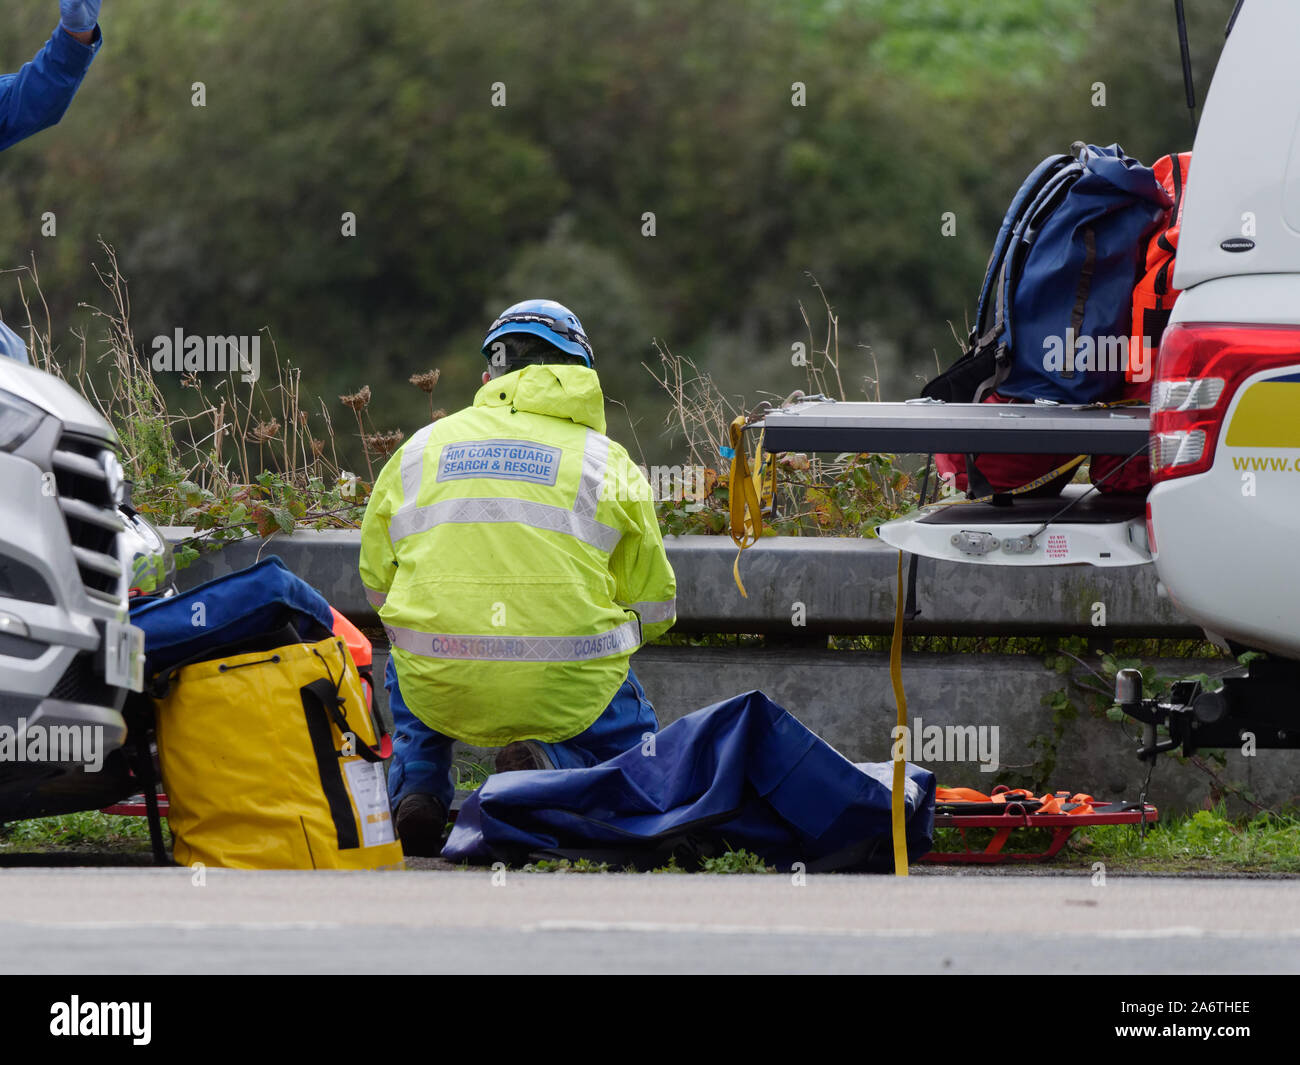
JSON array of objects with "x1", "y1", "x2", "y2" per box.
[
  {"x1": 763, "y1": 0, "x2": 1299, "y2": 760},
  {"x1": 1145, "y1": 0, "x2": 1299, "y2": 662},
  {"x1": 0, "y1": 356, "x2": 147, "y2": 819}
]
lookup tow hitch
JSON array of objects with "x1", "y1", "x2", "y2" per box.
[{"x1": 1115, "y1": 657, "x2": 1300, "y2": 761}]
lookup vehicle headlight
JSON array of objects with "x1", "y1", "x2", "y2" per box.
[
  {"x1": 101, "y1": 452, "x2": 126, "y2": 506},
  {"x1": 123, "y1": 506, "x2": 178, "y2": 598},
  {"x1": 0, "y1": 389, "x2": 45, "y2": 452}
]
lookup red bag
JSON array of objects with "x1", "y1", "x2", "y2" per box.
[{"x1": 936, "y1": 393, "x2": 1078, "y2": 498}]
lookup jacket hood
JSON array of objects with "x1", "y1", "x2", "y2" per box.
[{"x1": 473, "y1": 363, "x2": 606, "y2": 434}]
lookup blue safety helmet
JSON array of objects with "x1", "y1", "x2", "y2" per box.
[{"x1": 481, "y1": 299, "x2": 594, "y2": 367}]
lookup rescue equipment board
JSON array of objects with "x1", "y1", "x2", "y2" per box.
[{"x1": 760, "y1": 399, "x2": 1149, "y2": 456}]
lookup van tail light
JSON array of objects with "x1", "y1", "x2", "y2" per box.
[{"x1": 1149, "y1": 323, "x2": 1300, "y2": 482}]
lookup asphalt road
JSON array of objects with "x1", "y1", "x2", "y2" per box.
[{"x1": 2, "y1": 867, "x2": 1299, "y2": 974}]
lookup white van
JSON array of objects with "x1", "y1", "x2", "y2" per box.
[
  {"x1": 1145, "y1": 0, "x2": 1300, "y2": 662},
  {"x1": 763, "y1": 0, "x2": 1299, "y2": 760},
  {"x1": 0, "y1": 357, "x2": 144, "y2": 819}
]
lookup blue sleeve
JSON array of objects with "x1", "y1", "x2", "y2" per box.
[{"x1": 0, "y1": 25, "x2": 101, "y2": 153}]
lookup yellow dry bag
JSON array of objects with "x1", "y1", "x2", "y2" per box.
[{"x1": 154, "y1": 634, "x2": 405, "y2": 870}]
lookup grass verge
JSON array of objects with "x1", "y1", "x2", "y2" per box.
[
  {"x1": 9, "y1": 809, "x2": 1300, "y2": 874},
  {"x1": 1, "y1": 810, "x2": 171, "y2": 856},
  {"x1": 930, "y1": 806, "x2": 1300, "y2": 874}
]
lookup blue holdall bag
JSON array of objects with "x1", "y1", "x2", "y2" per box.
[{"x1": 923, "y1": 142, "x2": 1172, "y2": 406}]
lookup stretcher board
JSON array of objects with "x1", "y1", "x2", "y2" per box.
[
  {"x1": 760, "y1": 400, "x2": 1150, "y2": 456},
  {"x1": 922, "y1": 801, "x2": 1159, "y2": 863}
]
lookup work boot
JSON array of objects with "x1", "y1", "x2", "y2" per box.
[
  {"x1": 494, "y1": 740, "x2": 556, "y2": 774},
  {"x1": 393, "y1": 793, "x2": 448, "y2": 857}
]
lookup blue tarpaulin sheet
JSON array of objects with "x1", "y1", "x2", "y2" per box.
[
  {"x1": 130, "y1": 556, "x2": 334, "y2": 674},
  {"x1": 443, "y1": 689, "x2": 936, "y2": 871}
]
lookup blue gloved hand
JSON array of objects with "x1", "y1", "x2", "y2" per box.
[{"x1": 59, "y1": 0, "x2": 101, "y2": 34}]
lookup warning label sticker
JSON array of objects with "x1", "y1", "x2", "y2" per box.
[
  {"x1": 435, "y1": 439, "x2": 561, "y2": 486},
  {"x1": 343, "y1": 759, "x2": 396, "y2": 847},
  {"x1": 1045, "y1": 533, "x2": 1069, "y2": 560}
]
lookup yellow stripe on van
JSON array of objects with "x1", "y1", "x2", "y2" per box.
[{"x1": 1225, "y1": 381, "x2": 1300, "y2": 448}]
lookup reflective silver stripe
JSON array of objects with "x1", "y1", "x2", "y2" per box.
[
  {"x1": 574, "y1": 429, "x2": 609, "y2": 518},
  {"x1": 388, "y1": 427, "x2": 623, "y2": 551},
  {"x1": 396, "y1": 423, "x2": 438, "y2": 515},
  {"x1": 628, "y1": 597, "x2": 676, "y2": 624},
  {"x1": 385, "y1": 619, "x2": 642, "y2": 662},
  {"x1": 388, "y1": 496, "x2": 620, "y2": 551},
  {"x1": 364, "y1": 587, "x2": 387, "y2": 610}
]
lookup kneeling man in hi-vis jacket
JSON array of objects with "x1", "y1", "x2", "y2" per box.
[{"x1": 360, "y1": 299, "x2": 676, "y2": 856}]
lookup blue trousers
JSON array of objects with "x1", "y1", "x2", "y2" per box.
[{"x1": 384, "y1": 656, "x2": 658, "y2": 811}]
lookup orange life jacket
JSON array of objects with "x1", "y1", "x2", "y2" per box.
[
  {"x1": 1127, "y1": 151, "x2": 1192, "y2": 384},
  {"x1": 1089, "y1": 152, "x2": 1191, "y2": 495}
]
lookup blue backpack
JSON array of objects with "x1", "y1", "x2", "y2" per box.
[
  {"x1": 130, "y1": 556, "x2": 335, "y2": 676},
  {"x1": 923, "y1": 142, "x2": 1172, "y2": 405}
]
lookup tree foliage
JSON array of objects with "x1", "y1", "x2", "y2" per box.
[{"x1": 0, "y1": 0, "x2": 1237, "y2": 466}]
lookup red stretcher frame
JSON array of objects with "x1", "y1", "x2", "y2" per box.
[
  {"x1": 922, "y1": 801, "x2": 1159, "y2": 863},
  {"x1": 102, "y1": 794, "x2": 170, "y2": 817}
]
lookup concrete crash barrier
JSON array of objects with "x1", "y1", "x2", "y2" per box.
[{"x1": 165, "y1": 530, "x2": 1296, "y2": 813}]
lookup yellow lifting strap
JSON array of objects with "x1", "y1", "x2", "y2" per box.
[
  {"x1": 928, "y1": 453, "x2": 1086, "y2": 509},
  {"x1": 889, "y1": 550, "x2": 910, "y2": 876},
  {"x1": 727, "y1": 415, "x2": 773, "y2": 597},
  {"x1": 926, "y1": 397, "x2": 1145, "y2": 509}
]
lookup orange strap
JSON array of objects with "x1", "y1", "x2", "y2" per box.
[
  {"x1": 935, "y1": 787, "x2": 990, "y2": 803},
  {"x1": 936, "y1": 786, "x2": 1096, "y2": 816},
  {"x1": 1067, "y1": 793, "x2": 1096, "y2": 816}
]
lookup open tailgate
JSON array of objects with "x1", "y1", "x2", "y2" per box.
[{"x1": 759, "y1": 400, "x2": 1152, "y2": 567}]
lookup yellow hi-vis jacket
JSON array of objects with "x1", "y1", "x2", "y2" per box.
[{"x1": 359, "y1": 363, "x2": 676, "y2": 746}]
